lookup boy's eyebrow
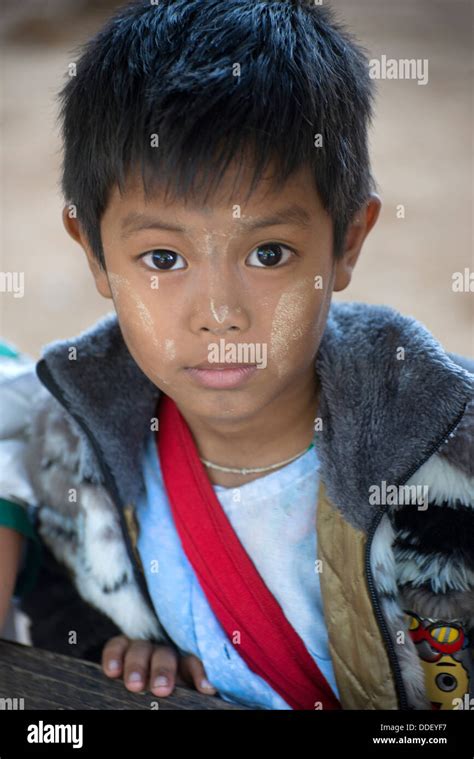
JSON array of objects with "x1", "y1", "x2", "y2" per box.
[{"x1": 120, "y1": 204, "x2": 313, "y2": 238}]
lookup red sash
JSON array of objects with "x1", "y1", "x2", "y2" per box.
[{"x1": 156, "y1": 393, "x2": 341, "y2": 710}]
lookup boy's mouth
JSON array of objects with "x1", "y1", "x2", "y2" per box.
[{"x1": 184, "y1": 362, "x2": 258, "y2": 389}]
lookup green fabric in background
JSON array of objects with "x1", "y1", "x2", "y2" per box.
[
  {"x1": 0, "y1": 498, "x2": 43, "y2": 598},
  {"x1": 0, "y1": 341, "x2": 20, "y2": 358}
]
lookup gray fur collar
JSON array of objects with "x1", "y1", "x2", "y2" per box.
[{"x1": 35, "y1": 301, "x2": 474, "y2": 533}]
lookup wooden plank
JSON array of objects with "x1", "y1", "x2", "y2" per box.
[{"x1": 0, "y1": 639, "x2": 248, "y2": 710}]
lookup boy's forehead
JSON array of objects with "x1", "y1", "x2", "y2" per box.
[{"x1": 106, "y1": 162, "x2": 324, "y2": 229}]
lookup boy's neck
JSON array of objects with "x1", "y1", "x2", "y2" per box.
[{"x1": 177, "y1": 368, "x2": 320, "y2": 489}]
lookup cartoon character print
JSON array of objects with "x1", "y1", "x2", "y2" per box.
[{"x1": 404, "y1": 610, "x2": 471, "y2": 710}]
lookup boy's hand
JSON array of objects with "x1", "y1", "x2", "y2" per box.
[{"x1": 101, "y1": 635, "x2": 217, "y2": 698}]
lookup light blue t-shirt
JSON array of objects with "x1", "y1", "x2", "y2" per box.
[{"x1": 136, "y1": 430, "x2": 339, "y2": 709}]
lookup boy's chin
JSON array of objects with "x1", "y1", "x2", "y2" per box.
[{"x1": 175, "y1": 384, "x2": 271, "y2": 422}]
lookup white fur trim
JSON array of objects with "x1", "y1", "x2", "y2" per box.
[{"x1": 405, "y1": 454, "x2": 474, "y2": 507}]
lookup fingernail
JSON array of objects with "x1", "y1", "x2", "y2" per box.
[
  {"x1": 128, "y1": 672, "x2": 143, "y2": 683},
  {"x1": 200, "y1": 678, "x2": 214, "y2": 690},
  {"x1": 107, "y1": 659, "x2": 120, "y2": 672},
  {"x1": 153, "y1": 675, "x2": 169, "y2": 688}
]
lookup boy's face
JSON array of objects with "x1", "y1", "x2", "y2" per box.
[{"x1": 64, "y1": 162, "x2": 380, "y2": 426}]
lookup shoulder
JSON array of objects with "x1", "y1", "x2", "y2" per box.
[
  {"x1": 0, "y1": 346, "x2": 94, "y2": 514},
  {"x1": 446, "y1": 350, "x2": 474, "y2": 376},
  {"x1": 0, "y1": 348, "x2": 46, "y2": 512},
  {"x1": 435, "y1": 397, "x2": 474, "y2": 487},
  {"x1": 435, "y1": 352, "x2": 474, "y2": 485}
]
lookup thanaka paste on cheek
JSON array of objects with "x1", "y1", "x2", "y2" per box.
[
  {"x1": 107, "y1": 272, "x2": 170, "y2": 385},
  {"x1": 269, "y1": 276, "x2": 320, "y2": 378},
  {"x1": 164, "y1": 338, "x2": 176, "y2": 360}
]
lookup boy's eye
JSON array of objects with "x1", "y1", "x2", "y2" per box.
[
  {"x1": 245, "y1": 243, "x2": 294, "y2": 268},
  {"x1": 140, "y1": 250, "x2": 186, "y2": 271}
]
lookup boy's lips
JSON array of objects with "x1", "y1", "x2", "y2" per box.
[
  {"x1": 184, "y1": 362, "x2": 259, "y2": 389},
  {"x1": 189, "y1": 361, "x2": 255, "y2": 370}
]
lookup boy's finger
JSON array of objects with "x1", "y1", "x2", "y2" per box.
[
  {"x1": 149, "y1": 645, "x2": 179, "y2": 697},
  {"x1": 180, "y1": 654, "x2": 217, "y2": 695},
  {"x1": 123, "y1": 639, "x2": 154, "y2": 692},
  {"x1": 101, "y1": 634, "x2": 130, "y2": 678}
]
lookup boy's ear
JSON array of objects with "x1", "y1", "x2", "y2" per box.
[
  {"x1": 333, "y1": 193, "x2": 381, "y2": 292},
  {"x1": 62, "y1": 207, "x2": 113, "y2": 299}
]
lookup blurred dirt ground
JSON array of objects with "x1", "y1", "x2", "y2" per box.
[{"x1": 0, "y1": 0, "x2": 472, "y2": 360}]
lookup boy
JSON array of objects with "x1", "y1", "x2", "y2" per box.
[{"x1": 1, "y1": 0, "x2": 473, "y2": 710}]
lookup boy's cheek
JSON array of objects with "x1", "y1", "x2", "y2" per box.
[
  {"x1": 105, "y1": 280, "x2": 176, "y2": 383},
  {"x1": 112, "y1": 314, "x2": 176, "y2": 389},
  {"x1": 268, "y1": 284, "x2": 327, "y2": 378}
]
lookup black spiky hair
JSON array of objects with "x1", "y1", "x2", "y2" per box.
[{"x1": 58, "y1": 0, "x2": 377, "y2": 269}]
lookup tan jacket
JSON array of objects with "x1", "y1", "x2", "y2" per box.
[{"x1": 318, "y1": 480, "x2": 401, "y2": 709}]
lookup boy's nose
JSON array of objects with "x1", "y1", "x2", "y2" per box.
[
  {"x1": 187, "y1": 260, "x2": 251, "y2": 335},
  {"x1": 190, "y1": 298, "x2": 249, "y2": 336}
]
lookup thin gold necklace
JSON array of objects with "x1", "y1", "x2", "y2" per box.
[{"x1": 199, "y1": 440, "x2": 315, "y2": 475}]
